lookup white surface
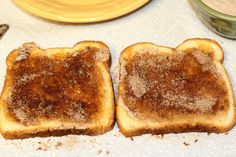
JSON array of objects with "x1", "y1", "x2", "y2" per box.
[{"x1": 0, "y1": 0, "x2": 236, "y2": 157}]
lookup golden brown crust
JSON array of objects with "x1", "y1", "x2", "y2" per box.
[
  {"x1": 119, "y1": 122, "x2": 236, "y2": 137},
  {"x1": 120, "y1": 42, "x2": 174, "y2": 58},
  {"x1": 2, "y1": 122, "x2": 114, "y2": 139},
  {"x1": 177, "y1": 38, "x2": 224, "y2": 63},
  {"x1": 74, "y1": 40, "x2": 112, "y2": 67}
]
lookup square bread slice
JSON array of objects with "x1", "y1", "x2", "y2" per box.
[
  {"x1": 117, "y1": 38, "x2": 236, "y2": 137},
  {"x1": 0, "y1": 41, "x2": 115, "y2": 139}
]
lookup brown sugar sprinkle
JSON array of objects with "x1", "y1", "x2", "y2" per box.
[
  {"x1": 7, "y1": 46, "x2": 103, "y2": 125},
  {"x1": 122, "y1": 48, "x2": 229, "y2": 118}
]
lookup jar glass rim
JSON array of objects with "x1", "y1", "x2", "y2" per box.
[{"x1": 191, "y1": 0, "x2": 236, "y2": 21}]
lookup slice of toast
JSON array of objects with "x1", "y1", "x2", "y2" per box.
[
  {"x1": 0, "y1": 41, "x2": 115, "y2": 139},
  {"x1": 117, "y1": 38, "x2": 236, "y2": 137}
]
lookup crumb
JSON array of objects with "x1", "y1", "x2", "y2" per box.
[
  {"x1": 55, "y1": 142, "x2": 63, "y2": 149},
  {"x1": 130, "y1": 137, "x2": 134, "y2": 141},
  {"x1": 106, "y1": 150, "x2": 110, "y2": 155},
  {"x1": 89, "y1": 139, "x2": 97, "y2": 143},
  {"x1": 114, "y1": 132, "x2": 121, "y2": 137},
  {"x1": 35, "y1": 136, "x2": 78, "y2": 151},
  {"x1": 207, "y1": 133, "x2": 211, "y2": 136},
  {"x1": 194, "y1": 139, "x2": 198, "y2": 143},
  {"x1": 183, "y1": 142, "x2": 190, "y2": 146},
  {"x1": 63, "y1": 136, "x2": 78, "y2": 148},
  {"x1": 158, "y1": 135, "x2": 164, "y2": 139},
  {"x1": 36, "y1": 145, "x2": 48, "y2": 151},
  {"x1": 36, "y1": 147, "x2": 42, "y2": 151},
  {"x1": 150, "y1": 134, "x2": 164, "y2": 139},
  {"x1": 97, "y1": 150, "x2": 102, "y2": 155},
  {"x1": 225, "y1": 132, "x2": 229, "y2": 135}
]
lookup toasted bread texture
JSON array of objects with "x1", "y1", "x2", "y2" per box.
[
  {"x1": 117, "y1": 38, "x2": 236, "y2": 137},
  {"x1": 0, "y1": 41, "x2": 115, "y2": 139}
]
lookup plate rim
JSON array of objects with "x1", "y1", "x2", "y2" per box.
[{"x1": 12, "y1": 0, "x2": 150, "y2": 23}]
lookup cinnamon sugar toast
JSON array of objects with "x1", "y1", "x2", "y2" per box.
[
  {"x1": 117, "y1": 38, "x2": 236, "y2": 137},
  {"x1": 0, "y1": 41, "x2": 115, "y2": 139}
]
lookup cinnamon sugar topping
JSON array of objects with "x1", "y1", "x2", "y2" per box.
[
  {"x1": 8, "y1": 47, "x2": 103, "y2": 125},
  {"x1": 122, "y1": 48, "x2": 228, "y2": 118}
]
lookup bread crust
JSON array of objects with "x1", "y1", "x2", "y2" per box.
[
  {"x1": 2, "y1": 122, "x2": 115, "y2": 139},
  {"x1": 177, "y1": 38, "x2": 224, "y2": 62},
  {"x1": 118, "y1": 120, "x2": 235, "y2": 137}
]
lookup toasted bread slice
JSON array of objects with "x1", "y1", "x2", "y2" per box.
[
  {"x1": 0, "y1": 41, "x2": 115, "y2": 139},
  {"x1": 117, "y1": 38, "x2": 235, "y2": 137}
]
